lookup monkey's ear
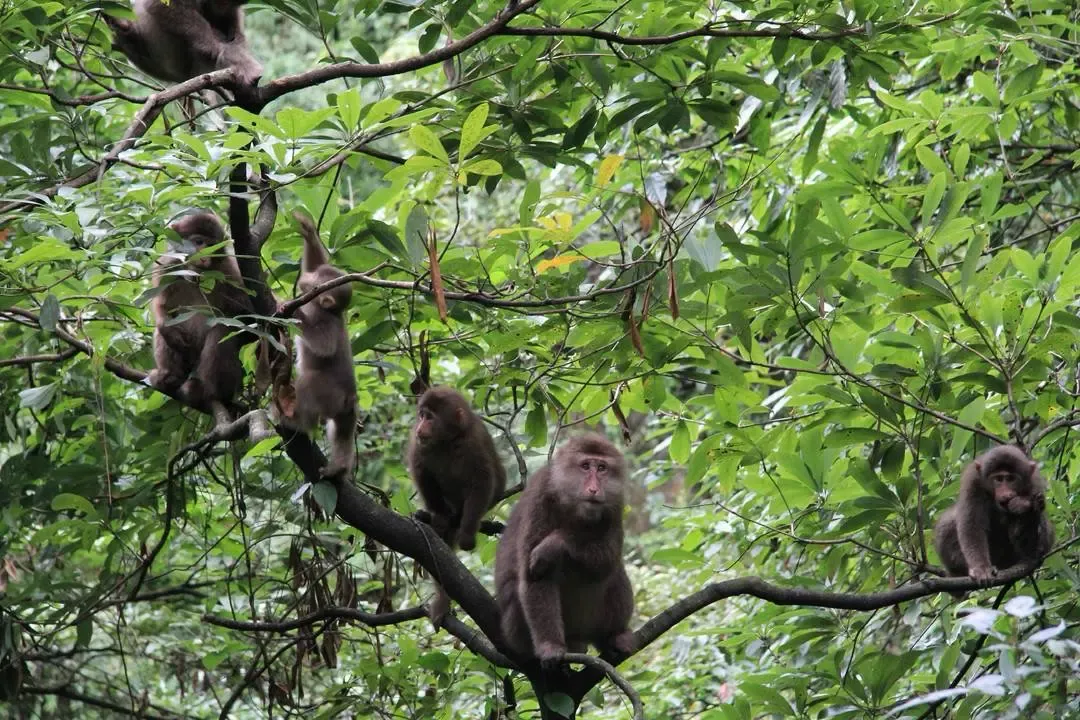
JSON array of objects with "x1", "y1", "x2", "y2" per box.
[
  {"x1": 454, "y1": 407, "x2": 467, "y2": 427},
  {"x1": 974, "y1": 461, "x2": 982, "y2": 474},
  {"x1": 1028, "y1": 460, "x2": 1038, "y2": 475}
]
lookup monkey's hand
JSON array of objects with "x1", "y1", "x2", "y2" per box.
[
  {"x1": 528, "y1": 534, "x2": 566, "y2": 581},
  {"x1": 456, "y1": 529, "x2": 478, "y2": 551},
  {"x1": 968, "y1": 564, "x2": 998, "y2": 585},
  {"x1": 534, "y1": 641, "x2": 566, "y2": 670}
]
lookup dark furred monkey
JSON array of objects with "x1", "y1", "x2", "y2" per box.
[
  {"x1": 287, "y1": 213, "x2": 357, "y2": 479},
  {"x1": 149, "y1": 210, "x2": 253, "y2": 424},
  {"x1": 407, "y1": 386, "x2": 506, "y2": 625},
  {"x1": 407, "y1": 387, "x2": 507, "y2": 551},
  {"x1": 106, "y1": 1, "x2": 262, "y2": 100},
  {"x1": 495, "y1": 433, "x2": 635, "y2": 667},
  {"x1": 934, "y1": 445, "x2": 1054, "y2": 584}
]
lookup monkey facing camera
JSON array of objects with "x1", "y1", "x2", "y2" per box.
[
  {"x1": 148, "y1": 210, "x2": 254, "y2": 425},
  {"x1": 495, "y1": 433, "x2": 635, "y2": 668},
  {"x1": 933, "y1": 445, "x2": 1054, "y2": 586},
  {"x1": 105, "y1": 1, "x2": 262, "y2": 101}
]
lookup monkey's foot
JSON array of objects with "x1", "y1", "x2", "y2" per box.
[
  {"x1": 318, "y1": 462, "x2": 352, "y2": 481},
  {"x1": 535, "y1": 642, "x2": 566, "y2": 671},
  {"x1": 146, "y1": 369, "x2": 184, "y2": 393},
  {"x1": 969, "y1": 566, "x2": 998, "y2": 586},
  {"x1": 609, "y1": 631, "x2": 636, "y2": 655},
  {"x1": 428, "y1": 590, "x2": 450, "y2": 630}
]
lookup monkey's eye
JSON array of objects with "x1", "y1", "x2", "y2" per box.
[
  {"x1": 597, "y1": 462, "x2": 607, "y2": 472},
  {"x1": 580, "y1": 460, "x2": 591, "y2": 471}
]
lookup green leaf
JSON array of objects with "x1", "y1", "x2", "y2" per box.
[
  {"x1": 52, "y1": 492, "x2": 96, "y2": 518},
  {"x1": 275, "y1": 107, "x2": 335, "y2": 139},
  {"x1": 39, "y1": 293, "x2": 59, "y2": 332},
  {"x1": 972, "y1": 71, "x2": 999, "y2": 106},
  {"x1": 823, "y1": 428, "x2": 890, "y2": 448},
  {"x1": 922, "y1": 173, "x2": 946, "y2": 227},
  {"x1": 311, "y1": 481, "x2": 338, "y2": 514},
  {"x1": 458, "y1": 103, "x2": 490, "y2": 159},
  {"x1": 409, "y1": 124, "x2": 450, "y2": 163},
  {"x1": 670, "y1": 422, "x2": 690, "y2": 463},
  {"x1": 404, "y1": 204, "x2": 429, "y2": 269},
  {"x1": 915, "y1": 146, "x2": 949, "y2": 175},
  {"x1": 461, "y1": 159, "x2": 502, "y2": 176},
  {"x1": 850, "y1": 229, "x2": 910, "y2": 251},
  {"x1": 19, "y1": 383, "x2": 56, "y2": 411},
  {"x1": 543, "y1": 693, "x2": 575, "y2": 718}
]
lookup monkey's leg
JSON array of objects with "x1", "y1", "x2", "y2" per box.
[
  {"x1": 519, "y1": 579, "x2": 566, "y2": 668},
  {"x1": 454, "y1": 488, "x2": 489, "y2": 551},
  {"x1": 188, "y1": 331, "x2": 242, "y2": 425},
  {"x1": 148, "y1": 332, "x2": 190, "y2": 393},
  {"x1": 428, "y1": 584, "x2": 450, "y2": 629},
  {"x1": 598, "y1": 567, "x2": 636, "y2": 655},
  {"x1": 322, "y1": 410, "x2": 356, "y2": 479}
]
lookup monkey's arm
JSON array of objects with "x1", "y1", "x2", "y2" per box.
[
  {"x1": 527, "y1": 532, "x2": 567, "y2": 581},
  {"x1": 955, "y1": 500, "x2": 995, "y2": 582},
  {"x1": 520, "y1": 575, "x2": 566, "y2": 666}
]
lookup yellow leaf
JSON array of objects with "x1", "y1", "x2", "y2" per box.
[
  {"x1": 536, "y1": 254, "x2": 585, "y2": 273},
  {"x1": 597, "y1": 154, "x2": 624, "y2": 187}
]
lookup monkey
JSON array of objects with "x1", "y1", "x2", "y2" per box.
[
  {"x1": 406, "y1": 386, "x2": 507, "y2": 624},
  {"x1": 494, "y1": 433, "x2": 635, "y2": 668},
  {"x1": 148, "y1": 210, "x2": 254, "y2": 425},
  {"x1": 281, "y1": 212, "x2": 357, "y2": 480},
  {"x1": 933, "y1": 445, "x2": 1054, "y2": 586},
  {"x1": 105, "y1": 1, "x2": 262, "y2": 105}
]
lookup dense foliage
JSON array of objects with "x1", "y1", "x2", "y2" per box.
[{"x1": 1, "y1": 0, "x2": 1079, "y2": 718}]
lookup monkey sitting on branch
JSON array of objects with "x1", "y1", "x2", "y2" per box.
[
  {"x1": 495, "y1": 433, "x2": 635, "y2": 667},
  {"x1": 407, "y1": 386, "x2": 507, "y2": 624},
  {"x1": 934, "y1": 444, "x2": 1054, "y2": 586},
  {"x1": 105, "y1": 1, "x2": 263, "y2": 106},
  {"x1": 276, "y1": 213, "x2": 358, "y2": 480},
  {"x1": 148, "y1": 210, "x2": 254, "y2": 426}
]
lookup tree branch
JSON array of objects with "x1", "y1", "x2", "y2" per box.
[
  {"x1": 501, "y1": 19, "x2": 866, "y2": 45},
  {"x1": 276, "y1": 430, "x2": 504, "y2": 644},
  {"x1": 257, "y1": 0, "x2": 541, "y2": 104},
  {"x1": 562, "y1": 653, "x2": 643, "y2": 720},
  {"x1": 631, "y1": 563, "x2": 1044, "y2": 653},
  {"x1": 203, "y1": 606, "x2": 427, "y2": 632}
]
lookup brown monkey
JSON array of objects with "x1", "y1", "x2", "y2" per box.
[
  {"x1": 105, "y1": 1, "x2": 262, "y2": 102},
  {"x1": 934, "y1": 445, "x2": 1054, "y2": 585},
  {"x1": 407, "y1": 387, "x2": 507, "y2": 550},
  {"x1": 148, "y1": 210, "x2": 253, "y2": 424},
  {"x1": 407, "y1": 387, "x2": 506, "y2": 624},
  {"x1": 279, "y1": 213, "x2": 358, "y2": 479},
  {"x1": 495, "y1": 433, "x2": 635, "y2": 667}
]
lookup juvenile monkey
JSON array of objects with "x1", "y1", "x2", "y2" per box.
[
  {"x1": 284, "y1": 213, "x2": 357, "y2": 480},
  {"x1": 105, "y1": 1, "x2": 262, "y2": 103},
  {"x1": 149, "y1": 210, "x2": 253, "y2": 424},
  {"x1": 495, "y1": 433, "x2": 635, "y2": 667},
  {"x1": 934, "y1": 445, "x2": 1054, "y2": 585},
  {"x1": 407, "y1": 387, "x2": 506, "y2": 624}
]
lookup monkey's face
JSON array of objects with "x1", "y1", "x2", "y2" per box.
[
  {"x1": 168, "y1": 212, "x2": 226, "y2": 271},
  {"x1": 555, "y1": 452, "x2": 625, "y2": 522},
  {"x1": 414, "y1": 405, "x2": 459, "y2": 446},
  {"x1": 984, "y1": 467, "x2": 1037, "y2": 512}
]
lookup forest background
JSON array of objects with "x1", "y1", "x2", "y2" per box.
[{"x1": 1, "y1": 0, "x2": 1079, "y2": 718}]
